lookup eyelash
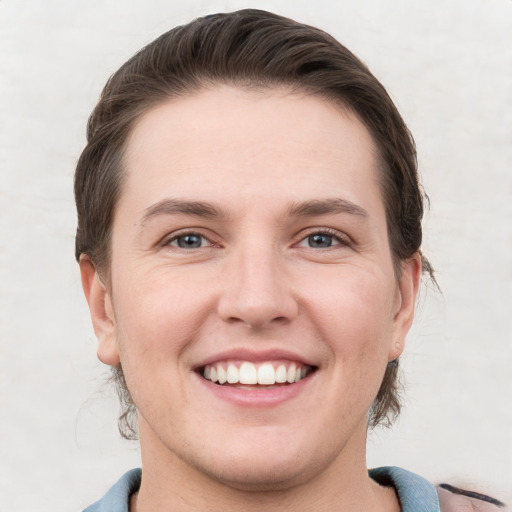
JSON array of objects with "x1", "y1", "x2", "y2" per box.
[
  {"x1": 162, "y1": 230, "x2": 217, "y2": 249},
  {"x1": 161, "y1": 228, "x2": 351, "y2": 251},
  {"x1": 295, "y1": 228, "x2": 351, "y2": 249}
]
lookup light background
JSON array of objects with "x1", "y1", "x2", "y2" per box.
[{"x1": 0, "y1": 1, "x2": 511, "y2": 510}]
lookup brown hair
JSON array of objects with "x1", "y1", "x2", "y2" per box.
[{"x1": 75, "y1": 9, "x2": 434, "y2": 439}]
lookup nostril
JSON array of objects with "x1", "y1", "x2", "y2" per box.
[{"x1": 240, "y1": 315, "x2": 292, "y2": 329}]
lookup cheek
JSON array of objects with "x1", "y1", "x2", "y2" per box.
[
  {"x1": 111, "y1": 277, "x2": 209, "y2": 415},
  {"x1": 113, "y1": 269, "x2": 215, "y2": 365},
  {"x1": 299, "y1": 266, "x2": 397, "y2": 362}
]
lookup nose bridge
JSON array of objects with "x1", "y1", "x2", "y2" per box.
[{"x1": 217, "y1": 240, "x2": 298, "y2": 328}]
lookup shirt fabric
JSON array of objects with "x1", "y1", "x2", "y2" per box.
[{"x1": 82, "y1": 466, "x2": 441, "y2": 511}]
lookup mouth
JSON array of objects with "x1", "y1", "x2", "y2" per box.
[{"x1": 199, "y1": 360, "x2": 316, "y2": 388}]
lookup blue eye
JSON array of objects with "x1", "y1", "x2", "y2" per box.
[
  {"x1": 172, "y1": 233, "x2": 205, "y2": 249},
  {"x1": 307, "y1": 233, "x2": 334, "y2": 248},
  {"x1": 296, "y1": 230, "x2": 349, "y2": 250}
]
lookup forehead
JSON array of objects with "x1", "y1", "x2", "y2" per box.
[{"x1": 120, "y1": 86, "x2": 382, "y2": 216}]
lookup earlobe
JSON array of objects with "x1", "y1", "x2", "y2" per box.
[
  {"x1": 79, "y1": 256, "x2": 120, "y2": 366},
  {"x1": 389, "y1": 253, "x2": 422, "y2": 361}
]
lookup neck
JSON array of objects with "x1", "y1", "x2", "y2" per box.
[{"x1": 131, "y1": 421, "x2": 399, "y2": 512}]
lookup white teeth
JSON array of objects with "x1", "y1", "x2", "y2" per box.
[
  {"x1": 217, "y1": 365, "x2": 227, "y2": 384},
  {"x1": 203, "y1": 361, "x2": 311, "y2": 386},
  {"x1": 257, "y1": 362, "x2": 276, "y2": 385},
  {"x1": 275, "y1": 364, "x2": 287, "y2": 383},
  {"x1": 239, "y1": 362, "x2": 258, "y2": 384},
  {"x1": 226, "y1": 364, "x2": 239, "y2": 384},
  {"x1": 286, "y1": 363, "x2": 296, "y2": 383}
]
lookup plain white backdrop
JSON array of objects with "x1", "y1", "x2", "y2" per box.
[{"x1": 0, "y1": 1, "x2": 511, "y2": 510}]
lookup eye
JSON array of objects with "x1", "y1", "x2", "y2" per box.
[
  {"x1": 296, "y1": 229, "x2": 349, "y2": 249},
  {"x1": 168, "y1": 233, "x2": 209, "y2": 249},
  {"x1": 307, "y1": 233, "x2": 335, "y2": 248}
]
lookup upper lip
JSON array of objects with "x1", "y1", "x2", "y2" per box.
[{"x1": 193, "y1": 348, "x2": 318, "y2": 370}]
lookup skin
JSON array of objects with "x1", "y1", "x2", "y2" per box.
[{"x1": 81, "y1": 86, "x2": 421, "y2": 511}]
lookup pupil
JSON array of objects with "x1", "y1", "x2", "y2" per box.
[
  {"x1": 309, "y1": 234, "x2": 332, "y2": 248},
  {"x1": 178, "y1": 234, "x2": 202, "y2": 248}
]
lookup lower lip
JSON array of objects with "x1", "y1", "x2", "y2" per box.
[{"x1": 196, "y1": 372, "x2": 314, "y2": 407}]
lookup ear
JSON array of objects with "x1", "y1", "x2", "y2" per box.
[
  {"x1": 79, "y1": 256, "x2": 120, "y2": 365},
  {"x1": 388, "y1": 253, "x2": 422, "y2": 361}
]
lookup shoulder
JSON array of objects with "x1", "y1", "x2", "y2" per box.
[
  {"x1": 437, "y1": 483, "x2": 509, "y2": 512},
  {"x1": 370, "y1": 466, "x2": 440, "y2": 511},
  {"x1": 370, "y1": 467, "x2": 508, "y2": 512},
  {"x1": 82, "y1": 468, "x2": 142, "y2": 512}
]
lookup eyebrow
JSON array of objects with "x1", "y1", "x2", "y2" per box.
[
  {"x1": 141, "y1": 198, "x2": 227, "y2": 225},
  {"x1": 140, "y1": 197, "x2": 368, "y2": 226},
  {"x1": 286, "y1": 198, "x2": 368, "y2": 218}
]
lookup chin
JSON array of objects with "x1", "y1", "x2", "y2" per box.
[
  {"x1": 187, "y1": 434, "x2": 333, "y2": 492},
  {"x1": 201, "y1": 456, "x2": 314, "y2": 492}
]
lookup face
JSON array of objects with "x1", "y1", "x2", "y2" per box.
[{"x1": 82, "y1": 86, "x2": 419, "y2": 491}]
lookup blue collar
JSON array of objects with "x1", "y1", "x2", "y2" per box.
[
  {"x1": 84, "y1": 466, "x2": 440, "y2": 511},
  {"x1": 370, "y1": 466, "x2": 441, "y2": 512}
]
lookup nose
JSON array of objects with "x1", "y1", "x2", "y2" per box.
[{"x1": 217, "y1": 247, "x2": 299, "y2": 329}]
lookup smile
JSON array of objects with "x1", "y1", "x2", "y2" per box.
[{"x1": 202, "y1": 361, "x2": 314, "y2": 386}]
